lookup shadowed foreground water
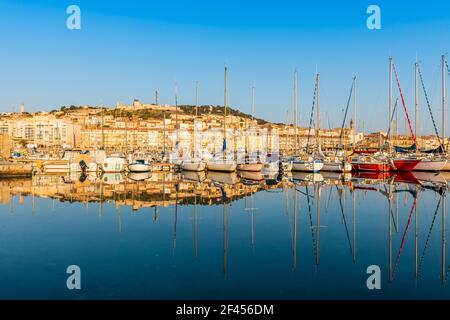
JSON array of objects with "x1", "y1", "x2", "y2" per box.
[{"x1": 0, "y1": 171, "x2": 449, "y2": 299}]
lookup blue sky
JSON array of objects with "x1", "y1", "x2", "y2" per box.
[{"x1": 0, "y1": 0, "x2": 449, "y2": 133}]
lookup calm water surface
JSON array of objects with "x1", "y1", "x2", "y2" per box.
[{"x1": 0, "y1": 171, "x2": 449, "y2": 299}]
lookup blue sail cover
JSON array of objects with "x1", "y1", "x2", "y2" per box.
[
  {"x1": 222, "y1": 138, "x2": 227, "y2": 152},
  {"x1": 395, "y1": 144, "x2": 417, "y2": 153}
]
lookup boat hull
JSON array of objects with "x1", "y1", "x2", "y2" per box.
[
  {"x1": 206, "y1": 161, "x2": 237, "y2": 172},
  {"x1": 392, "y1": 159, "x2": 420, "y2": 171},
  {"x1": 413, "y1": 159, "x2": 447, "y2": 171},
  {"x1": 351, "y1": 162, "x2": 391, "y2": 172},
  {"x1": 322, "y1": 161, "x2": 352, "y2": 173},
  {"x1": 128, "y1": 163, "x2": 151, "y2": 172},
  {"x1": 441, "y1": 161, "x2": 450, "y2": 171},
  {"x1": 292, "y1": 161, "x2": 324, "y2": 172},
  {"x1": 181, "y1": 161, "x2": 206, "y2": 172},
  {"x1": 236, "y1": 163, "x2": 263, "y2": 172}
]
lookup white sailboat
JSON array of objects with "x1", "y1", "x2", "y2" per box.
[
  {"x1": 207, "y1": 66, "x2": 237, "y2": 172},
  {"x1": 237, "y1": 86, "x2": 263, "y2": 172},
  {"x1": 413, "y1": 59, "x2": 448, "y2": 171},
  {"x1": 182, "y1": 81, "x2": 207, "y2": 172},
  {"x1": 292, "y1": 72, "x2": 324, "y2": 172},
  {"x1": 321, "y1": 77, "x2": 355, "y2": 173}
]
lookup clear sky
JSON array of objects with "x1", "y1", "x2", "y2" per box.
[{"x1": 0, "y1": 0, "x2": 449, "y2": 134}]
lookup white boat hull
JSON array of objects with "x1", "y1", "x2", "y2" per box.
[
  {"x1": 128, "y1": 163, "x2": 151, "y2": 172},
  {"x1": 206, "y1": 161, "x2": 237, "y2": 172},
  {"x1": 413, "y1": 159, "x2": 447, "y2": 171},
  {"x1": 321, "y1": 161, "x2": 352, "y2": 173},
  {"x1": 237, "y1": 163, "x2": 263, "y2": 172},
  {"x1": 292, "y1": 161, "x2": 324, "y2": 172},
  {"x1": 181, "y1": 161, "x2": 206, "y2": 172}
]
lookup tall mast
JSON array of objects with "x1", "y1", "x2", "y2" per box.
[
  {"x1": 294, "y1": 69, "x2": 298, "y2": 152},
  {"x1": 251, "y1": 86, "x2": 255, "y2": 121},
  {"x1": 415, "y1": 61, "x2": 419, "y2": 142},
  {"x1": 443, "y1": 55, "x2": 447, "y2": 151},
  {"x1": 163, "y1": 112, "x2": 166, "y2": 160},
  {"x1": 223, "y1": 66, "x2": 228, "y2": 155},
  {"x1": 101, "y1": 105, "x2": 104, "y2": 150},
  {"x1": 155, "y1": 90, "x2": 159, "y2": 105},
  {"x1": 316, "y1": 73, "x2": 320, "y2": 145},
  {"x1": 389, "y1": 57, "x2": 393, "y2": 152},
  {"x1": 175, "y1": 84, "x2": 179, "y2": 150},
  {"x1": 353, "y1": 76, "x2": 357, "y2": 149},
  {"x1": 193, "y1": 81, "x2": 199, "y2": 158}
]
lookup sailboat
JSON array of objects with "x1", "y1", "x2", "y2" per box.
[
  {"x1": 206, "y1": 66, "x2": 237, "y2": 172},
  {"x1": 292, "y1": 72, "x2": 324, "y2": 172},
  {"x1": 182, "y1": 81, "x2": 207, "y2": 172},
  {"x1": 237, "y1": 86, "x2": 263, "y2": 172},
  {"x1": 352, "y1": 58, "x2": 420, "y2": 172},
  {"x1": 411, "y1": 60, "x2": 447, "y2": 171},
  {"x1": 320, "y1": 77, "x2": 355, "y2": 173}
]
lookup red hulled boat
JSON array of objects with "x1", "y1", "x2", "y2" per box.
[{"x1": 391, "y1": 158, "x2": 420, "y2": 171}]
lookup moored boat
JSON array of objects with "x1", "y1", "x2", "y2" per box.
[
  {"x1": 128, "y1": 159, "x2": 151, "y2": 172},
  {"x1": 351, "y1": 155, "x2": 392, "y2": 172},
  {"x1": 321, "y1": 157, "x2": 352, "y2": 172},
  {"x1": 413, "y1": 158, "x2": 447, "y2": 171},
  {"x1": 292, "y1": 157, "x2": 323, "y2": 172},
  {"x1": 100, "y1": 155, "x2": 127, "y2": 173},
  {"x1": 206, "y1": 159, "x2": 237, "y2": 172},
  {"x1": 181, "y1": 159, "x2": 206, "y2": 172}
]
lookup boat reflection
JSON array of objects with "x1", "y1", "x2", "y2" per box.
[{"x1": 0, "y1": 169, "x2": 449, "y2": 292}]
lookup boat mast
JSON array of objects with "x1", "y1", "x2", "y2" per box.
[
  {"x1": 175, "y1": 84, "x2": 179, "y2": 152},
  {"x1": 223, "y1": 66, "x2": 228, "y2": 157},
  {"x1": 415, "y1": 60, "x2": 419, "y2": 147},
  {"x1": 193, "y1": 80, "x2": 199, "y2": 158},
  {"x1": 294, "y1": 68, "x2": 298, "y2": 153},
  {"x1": 389, "y1": 57, "x2": 393, "y2": 153},
  {"x1": 353, "y1": 76, "x2": 357, "y2": 149},
  {"x1": 316, "y1": 73, "x2": 320, "y2": 149},
  {"x1": 443, "y1": 55, "x2": 447, "y2": 152}
]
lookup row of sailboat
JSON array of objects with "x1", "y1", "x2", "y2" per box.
[{"x1": 39, "y1": 55, "x2": 450, "y2": 176}]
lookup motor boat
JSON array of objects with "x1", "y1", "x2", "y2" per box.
[
  {"x1": 128, "y1": 159, "x2": 151, "y2": 172},
  {"x1": 100, "y1": 154, "x2": 127, "y2": 173}
]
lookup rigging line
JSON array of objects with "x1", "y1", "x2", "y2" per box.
[
  {"x1": 336, "y1": 186, "x2": 353, "y2": 256},
  {"x1": 392, "y1": 62, "x2": 418, "y2": 146},
  {"x1": 418, "y1": 64, "x2": 443, "y2": 147},
  {"x1": 386, "y1": 98, "x2": 399, "y2": 139},
  {"x1": 392, "y1": 196, "x2": 418, "y2": 280},
  {"x1": 418, "y1": 194, "x2": 442, "y2": 278},
  {"x1": 446, "y1": 59, "x2": 450, "y2": 78},
  {"x1": 336, "y1": 79, "x2": 354, "y2": 156},
  {"x1": 306, "y1": 77, "x2": 319, "y2": 154}
]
